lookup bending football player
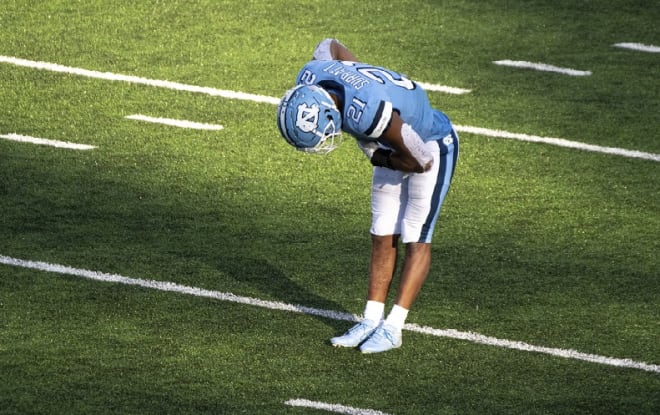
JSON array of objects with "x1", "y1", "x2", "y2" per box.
[{"x1": 277, "y1": 39, "x2": 459, "y2": 353}]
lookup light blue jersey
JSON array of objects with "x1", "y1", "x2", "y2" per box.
[{"x1": 296, "y1": 60, "x2": 454, "y2": 153}]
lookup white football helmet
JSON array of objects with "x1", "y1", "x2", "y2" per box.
[{"x1": 276, "y1": 84, "x2": 342, "y2": 154}]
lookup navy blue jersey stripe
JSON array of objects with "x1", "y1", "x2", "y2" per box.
[{"x1": 364, "y1": 101, "x2": 387, "y2": 137}]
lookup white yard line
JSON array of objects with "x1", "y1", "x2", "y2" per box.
[
  {"x1": 1, "y1": 254, "x2": 658, "y2": 374},
  {"x1": 285, "y1": 399, "x2": 391, "y2": 415},
  {"x1": 416, "y1": 81, "x2": 470, "y2": 95},
  {"x1": 125, "y1": 114, "x2": 224, "y2": 130},
  {"x1": 2, "y1": 55, "x2": 658, "y2": 162},
  {"x1": 0, "y1": 133, "x2": 96, "y2": 150},
  {"x1": 493, "y1": 60, "x2": 592, "y2": 76},
  {"x1": 0, "y1": 55, "x2": 280, "y2": 105},
  {"x1": 454, "y1": 125, "x2": 660, "y2": 162},
  {"x1": 613, "y1": 42, "x2": 660, "y2": 53}
]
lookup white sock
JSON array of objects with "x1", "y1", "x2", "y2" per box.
[
  {"x1": 363, "y1": 300, "x2": 385, "y2": 322},
  {"x1": 384, "y1": 304, "x2": 409, "y2": 331}
]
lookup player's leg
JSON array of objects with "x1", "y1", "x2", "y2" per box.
[
  {"x1": 330, "y1": 166, "x2": 405, "y2": 348},
  {"x1": 397, "y1": 137, "x2": 457, "y2": 310},
  {"x1": 394, "y1": 241, "x2": 432, "y2": 309},
  {"x1": 365, "y1": 164, "x2": 406, "y2": 308},
  {"x1": 366, "y1": 233, "x2": 399, "y2": 304},
  {"x1": 361, "y1": 136, "x2": 458, "y2": 353},
  {"x1": 360, "y1": 243, "x2": 431, "y2": 354}
]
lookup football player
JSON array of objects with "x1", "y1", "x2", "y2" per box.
[{"x1": 277, "y1": 39, "x2": 459, "y2": 353}]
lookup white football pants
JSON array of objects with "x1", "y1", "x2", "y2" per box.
[{"x1": 370, "y1": 131, "x2": 458, "y2": 243}]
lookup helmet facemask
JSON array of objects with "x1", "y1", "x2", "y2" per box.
[{"x1": 300, "y1": 116, "x2": 343, "y2": 154}]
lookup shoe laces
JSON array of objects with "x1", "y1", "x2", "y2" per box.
[
  {"x1": 349, "y1": 320, "x2": 375, "y2": 335},
  {"x1": 376, "y1": 325, "x2": 400, "y2": 344}
]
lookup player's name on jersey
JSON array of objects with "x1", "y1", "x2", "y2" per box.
[{"x1": 320, "y1": 61, "x2": 370, "y2": 90}]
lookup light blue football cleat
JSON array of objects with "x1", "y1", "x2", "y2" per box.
[
  {"x1": 330, "y1": 319, "x2": 380, "y2": 348},
  {"x1": 359, "y1": 323, "x2": 402, "y2": 353}
]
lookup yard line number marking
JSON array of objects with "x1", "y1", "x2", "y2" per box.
[
  {"x1": 0, "y1": 133, "x2": 96, "y2": 150},
  {"x1": 1, "y1": 254, "x2": 658, "y2": 375},
  {"x1": 125, "y1": 114, "x2": 224, "y2": 130},
  {"x1": 1, "y1": 55, "x2": 658, "y2": 163}
]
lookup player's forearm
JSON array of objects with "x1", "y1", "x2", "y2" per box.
[
  {"x1": 367, "y1": 146, "x2": 430, "y2": 173},
  {"x1": 390, "y1": 152, "x2": 430, "y2": 173}
]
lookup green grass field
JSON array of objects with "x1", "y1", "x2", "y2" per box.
[{"x1": 1, "y1": 1, "x2": 658, "y2": 414}]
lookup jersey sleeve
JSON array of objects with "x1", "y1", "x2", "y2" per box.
[
  {"x1": 345, "y1": 89, "x2": 393, "y2": 140},
  {"x1": 362, "y1": 100, "x2": 393, "y2": 139}
]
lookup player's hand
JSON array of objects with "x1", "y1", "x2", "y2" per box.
[{"x1": 422, "y1": 159, "x2": 433, "y2": 173}]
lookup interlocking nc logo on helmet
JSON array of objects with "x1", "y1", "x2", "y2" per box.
[{"x1": 295, "y1": 103, "x2": 320, "y2": 133}]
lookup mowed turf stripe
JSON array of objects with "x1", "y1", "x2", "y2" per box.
[
  {"x1": 2, "y1": 55, "x2": 657, "y2": 162},
  {"x1": 1, "y1": 254, "x2": 658, "y2": 374}
]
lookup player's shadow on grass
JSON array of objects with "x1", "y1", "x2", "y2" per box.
[{"x1": 215, "y1": 255, "x2": 355, "y2": 333}]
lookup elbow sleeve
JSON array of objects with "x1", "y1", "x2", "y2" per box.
[
  {"x1": 401, "y1": 123, "x2": 432, "y2": 166},
  {"x1": 312, "y1": 38, "x2": 335, "y2": 61}
]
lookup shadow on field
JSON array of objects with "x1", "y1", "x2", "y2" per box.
[
  {"x1": 213, "y1": 255, "x2": 353, "y2": 331},
  {"x1": 0, "y1": 146, "x2": 356, "y2": 335}
]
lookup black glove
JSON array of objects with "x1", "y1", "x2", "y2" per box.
[{"x1": 370, "y1": 148, "x2": 394, "y2": 169}]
